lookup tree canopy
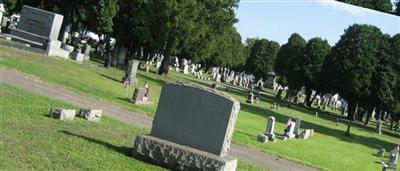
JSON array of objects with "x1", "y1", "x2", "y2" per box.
[
  {"x1": 336, "y1": 0, "x2": 393, "y2": 14},
  {"x1": 324, "y1": 24, "x2": 387, "y2": 120},
  {"x1": 245, "y1": 39, "x2": 280, "y2": 80},
  {"x1": 275, "y1": 33, "x2": 306, "y2": 98}
]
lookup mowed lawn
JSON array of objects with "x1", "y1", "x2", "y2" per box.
[
  {"x1": 1, "y1": 46, "x2": 399, "y2": 170},
  {"x1": 0, "y1": 83, "x2": 264, "y2": 171}
]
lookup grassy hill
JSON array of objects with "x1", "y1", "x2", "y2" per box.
[{"x1": 1, "y1": 46, "x2": 399, "y2": 170}]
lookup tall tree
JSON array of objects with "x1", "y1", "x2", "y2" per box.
[
  {"x1": 245, "y1": 39, "x2": 280, "y2": 80},
  {"x1": 157, "y1": 0, "x2": 238, "y2": 75},
  {"x1": 395, "y1": 0, "x2": 400, "y2": 16},
  {"x1": 299, "y1": 37, "x2": 331, "y2": 107},
  {"x1": 275, "y1": 33, "x2": 306, "y2": 100},
  {"x1": 336, "y1": 0, "x2": 393, "y2": 14},
  {"x1": 325, "y1": 24, "x2": 386, "y2": 120}
]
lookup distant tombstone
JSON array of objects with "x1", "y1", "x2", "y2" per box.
[
  {"x1": 216, "y1": 73, "x2": 222, "y2": 83},
  {"x1": 83, "y1": 44, "x2": 91, "y2": 60},
  {"x1": 124, "y1": 60, "x2": 139, "y2": 86},
  {"x1": 377, "y1": 120, "x2": 383, "y2": 135},
  {"x1": 258, "y1": 116, "x2": 276, "y2": 143},
  {"x1": 315, "y1": 112, "x2": 318, "y2": 117},
  {"x1": 388, "y1": 146, "x2": 399, "y2": 166},
  {"x1": 336, "y1": 118, "x2": 339, "y2": 126},
  {"x1": 293, "y1": 117, "x2": 302, "y2": 137},
  {"x1": 133, "y1": 82, "x2": 240, "y2": 170},
  {"x1": 211, "y1": 83, "x2": 219, "y2": 89},
  {"x1": 138, "y1": 61, "x2": 146, "y2": 70},
  {"x1": 283, "y1": 119, "x2": 296, "y2": 140},
  {"x1": 300, "y1": 129, "x2": 314, "y2": 139},
  {"x1": 265, "y1": 116, "x2": 276, "y2": 140},
  {"x1": 377, "y1": 148, "x2": 385, "y2": 159},
  {"x1": 71, "y1": 52, "x2": 84, "y2": 62},
  {"x1": 79, "y1": 109, "x2": 102, "y2": 122},
  {"x1": 130, "y1": 87, "x2": 153, "y2": 105},
  {"x1": 246, "y1": 92, "x2": 254, "y2": 104},
  {"x1": 50, "y1": 108, "x2": 76, "y2": 120}
]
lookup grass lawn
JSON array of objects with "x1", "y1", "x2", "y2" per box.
[
  {"x1": 0, "y1": 83, "x2": 265, "y2": 171},
  {"x1": 1, "y1": 46, "x2": 399, "y2": 170}
]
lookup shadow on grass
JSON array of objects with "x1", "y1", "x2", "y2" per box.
[
  {"x1": 240, "y1": 103, "x2": 398, "y2": 151},
  {"x1": 137, "y1": 72, "x2": 166, "y2": 86},
  {"x1": 100, "y1": 74, "x2": 122, "y2": 83},
  {"x1": 60, "y1": 130, "x2": 132, "y2": 157}
]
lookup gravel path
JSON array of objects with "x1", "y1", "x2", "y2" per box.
[{"x1": 0, "y1": 68, "x2": 318, "y2": 171}]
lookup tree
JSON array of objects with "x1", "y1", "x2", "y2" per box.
[
  {"x1": 275, "y1": 33, "x2": 306, "y2": 100},
  {"x1": 325, "y1": 24, "x2": 386, "y2": 120},
  {"x1": 336, "y1": 0, "x2": 393, "y2": 14},
  {"x1": 299, "y1": 38, "x2": 331, "y2": 107},
  {"x1": 396, "y1": 0, "x2": 400, "y2": 16},
  {"x1": 245, "y1": 39, "x2": 280, "y2": 80},
  {"x1": 157, "y1": 0, "x2": 238, "y2": 75}
]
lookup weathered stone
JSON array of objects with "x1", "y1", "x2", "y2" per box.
[
  {"x1": 257, "y1": 134, "x2": 268, "y2": 143},
  {"x1": 71, "y1": 52, "x2": 84, "y2": 62},
  {"x1": 11, "y1": 6, "x2": 63, "y2": 44},
  {"x1": 79, "y1": 109, "x2": 102, "y2": 122},
  {"x1": 293, "y1": 117, "x2": 302, "y2": 137},
  {"x1": 265, "y1": 116, "x2": 276, "y2": 141},
  {"x1": 130, "y1": 88, "x2": 153, "y2": 105},
  {"x1": 150, "y1": 82, "x2": 240, "y2": 157},
  {"x1": 50, "y1": 108, "x2": 76, "y2": 120},
  {"x1": 300, "y1": 129, "x2": 314, "y2": 139},
  {"x1": 133, "y1": 135, "x2": 237, "y2": 171}
]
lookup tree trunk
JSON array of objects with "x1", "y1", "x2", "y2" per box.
[
  {"x1": 158, "y1": 15, "x2": 177, "y2": 75},
  {"x1": 305, "y1": 87, "x2": 313, "y2": 107},
  {"x1": 363, "y1": 107, "x2": 374, "y2": 127},
  {"x1": 310, "y1": 91, "x2": 318, "y2": 107},
  {"x1": 347, "y1": 101, "x2": 358, "y2": 121}
]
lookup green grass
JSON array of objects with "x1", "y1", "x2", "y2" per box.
[
  {"x1": 0, "y1": 83, "x2": 265, "y2": 170},
  {"x1": 1, "y1": 46, "x2": 399, "y2": 171}
]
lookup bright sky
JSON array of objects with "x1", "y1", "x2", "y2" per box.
[{"x1": 235, "y1": 0, "x2": 400, "y2": 45}]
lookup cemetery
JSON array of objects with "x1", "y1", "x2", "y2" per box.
[{"x1": 1, "y1": 1, "x2": 399, "y2": 171}]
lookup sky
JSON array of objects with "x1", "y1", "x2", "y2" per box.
[{"x1": 235, "y1": 0, "x2": 400, "y2": 45}]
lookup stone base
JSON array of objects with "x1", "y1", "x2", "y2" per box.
[
  {"x1": 257, "y1": 134, "x2": 268, "y2": 143},
  {"x1": 129, "y1": 98, "x2": 153, "y2": 105},
  {"x1": 281, "y1": 134, "x2": 296, "y2": 141},
  {"x1": 50, "y1": 108, "x2": 76, "y2": 120},
  {"x1": 79, "y1": 109, "x2": 102, "y2": 122},
  {"x1": 265, "y1": 133, "x2": 275, "y2": 141},
  {"x1": 133, "y1": 135, "x2": 237, "y2": 171}
]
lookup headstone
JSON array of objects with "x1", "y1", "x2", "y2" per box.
[
  {"x1": 130, "y1": 88, "x2": 153, "y2": 105},
  {"x1": 336, "y1": 118, "x2": 339, "y2": 126},
  {"x1": 71, "y1": 52, "x2": 84, "y2": 62},
  {"x1": 315, "y1": 112, "x2": 318, "y2": 117},
  {"x1": 293, "y1": 117, "x2": 302, "y2": 137},
  {"x1": 212, "y1": 83, "x2": 219, "y2": 89},
  {"x1": 377, "y1": 148, "x2": 385, "y2": 159},
  {"x1": 246, "y1": 92, "x2": 254, "y2": 104},
  {"x1": 83, "y1": 44, "x2": 91, "y2": 60},
  {"x1": 133, "y1": 82, "x2": 240, "y2": 171},
  {"x1": 300, "y1": 129, "x2": 314, "y2": 139},
  {"x1": 10, "y1": 6, "x2": 63, "y2": 45},
  {"x1": 50, "y1": 108, "x2": 76, "y2": 120},
  {"x1": 377, "y1": 120, "x2": 383, "y2": 135},
  {"x1": 265, "y1": 116, "x2": 276, "y2": 141},
  {"x1": 79, "y1": 109, "x2": 102, "y2": 122},
  {"x1": 124, "y1": 60, "x2": 139, "y2": 86},
  {"x1": 283, "y1": 119, "x2": 296, "y2": 140},
  {"x1": 388, "y1": 146, "x2": 399, "y2": 166}
]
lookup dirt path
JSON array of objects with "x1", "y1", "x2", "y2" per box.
[{"x1": 0, "y1": 68, "x2": 318, "y2": 171}]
